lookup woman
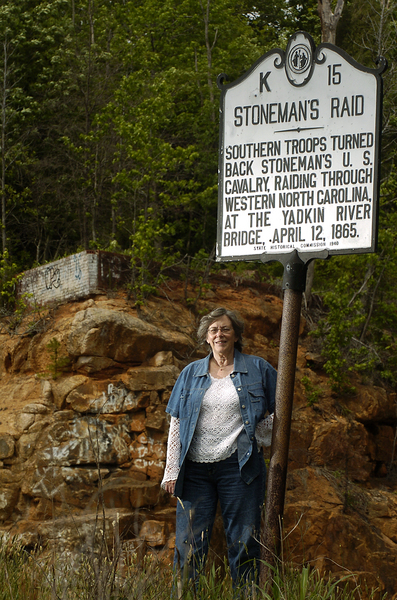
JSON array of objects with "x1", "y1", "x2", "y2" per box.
[{"x1": 161, "y1": 307, "x2": 276, "y2": 589}]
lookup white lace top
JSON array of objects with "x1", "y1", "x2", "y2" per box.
[
  {"x1": 188, "y1": 374, "x2": 243, "y2": 462},
  {"x1": 161, "y1": 374, "x2": 274, "y2": 487}
]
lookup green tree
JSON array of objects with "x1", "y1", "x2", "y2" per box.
[
  {"x1": 310, "y1": 1, "x2": 397, "y2": 389},
  {"x1": 0, "y1": 0, "x2": 80, "y2": 264},
  {"x1": 0, "y1": 1, "x2": 35, "y2": 254},
  {"x1": 69, "y1": 0, "x2": 265, "y2": 260},
  {"x1": 1, "y1": 0, "x2": 397, "y2": 402},
  {"x1": 243, "y1": 0, "x2": 321, "y2": 47}
]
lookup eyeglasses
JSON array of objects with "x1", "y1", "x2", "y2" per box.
[{"x1": 207, "y1": 326, "x2": 233, "y2": 335}]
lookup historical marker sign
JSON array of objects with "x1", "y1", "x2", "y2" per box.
[{"x1": 217, "y1": 31, "x2": 385, "y2": 263}]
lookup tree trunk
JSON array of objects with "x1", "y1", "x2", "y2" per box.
[
  {"x1": 317, "y1": 0, "x2": 345, "y2": 44},
  {"x1": 305, "y1": 1, "x2": 345, "y2": 304},
  {"x1": 199, "y1": 0, "x2": 217, "y2": 122}
]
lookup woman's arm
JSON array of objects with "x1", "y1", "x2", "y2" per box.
[
  {"x1": 161, "y1": 416, "x2": 181, "y2": 494},
  {"x1": 255, "y1": 412, "x2": 274, "y2": 447}
]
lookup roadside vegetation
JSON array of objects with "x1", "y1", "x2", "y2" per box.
[
  {"x1": 0, "y1": 2, "x2": 396, "y2": 596},
  {"x1": 1, "y1": 0, "x2": 397, "y2": 393},
  {"x1": 0, "y1": 535, "x2": 378, "y2": 600}
]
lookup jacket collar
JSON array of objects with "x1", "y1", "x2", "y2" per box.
[{"x1": 193, "y1": 348, "x2": 248, "y2": 377}]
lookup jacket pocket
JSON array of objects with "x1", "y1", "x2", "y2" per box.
[
  {"x1": 247, "y1": 386, "x2": 266, "y2": 402},
  {"x1": 178, "y1": 391, "x2": 193, "y2": 419},
  {"x1": 247, "y1": 386, "x2": 266, "y2": 418}
]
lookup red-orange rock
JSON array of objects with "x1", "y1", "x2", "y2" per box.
[
  {"x1": 0, "y1": 277, "x2": 395, "y2": 596},
  {"x1": 67, "y1": 307, "x2": 194, "y2": 362},
  {"x1": 139, "y1": 520, "x2": 168, "y2": 546},
  {"x1": 309, "y1": 418, "x2": 373, "y2": 481},
  {"x1": 129, "y1": 412, "x2": 146, "y2": 432},
  {"x1": 121, "y1": 365, "x2": 180, "y2": 392},
  {"x1": 0, "y1": 434, "x2": 15, "y2": 459},
  {"x1": 0, "y1": 485, "x2": 19, "y2": 520}
]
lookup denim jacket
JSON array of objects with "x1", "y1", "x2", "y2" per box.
[{"x1": 166, "y1": 349, "x2": 277, "y2": 498}]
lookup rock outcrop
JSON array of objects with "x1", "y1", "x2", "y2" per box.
[{"x1": 0, "y1": 279, "x2": 396, "y2": 597}]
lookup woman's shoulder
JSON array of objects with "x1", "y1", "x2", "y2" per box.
[
  {"x1": 179, "y1": 355, "x2": 209, "y2": 376},
  {"x1": 238, "y1": 351, "x2": 276, "y2": 371}
]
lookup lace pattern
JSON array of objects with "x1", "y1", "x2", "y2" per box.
[
  {"x1": 255, "y1": 412, "x2": 274, "y2": 447},
  {"x1": 161, "y1": 416, "x2": 181, "y2": 486},
  {"x1": 187, "y1": 374, "x2": 243, "y2": 463}
]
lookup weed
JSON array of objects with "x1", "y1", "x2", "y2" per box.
[
  {"x1": 0, "y1": 537, "x2": 50, "y2": 599},
  {"x1": 183, "y1": 248, "x2": 215, "y2": 310},
  {"x1": 301, "y1": 376, "x2": 322, "y2": 406},
  {"x1": 259, "y1": 562, "x2": 371, "y2": 600},
  {"x1": 0, "y1": 250, "x2": 24, "y2": 311},
  {"x1": 335, "y1": 403, "x2": 353, "y2": 418},
  {"x1": 37, "y1": 337, "x2": 71, "y2": 380},
  {"x1": 0, "y1": 534, "x2": 386, "y2": 600},
  {"x1": 127, "y1": 211, "x2": 177, "y2": 306}
]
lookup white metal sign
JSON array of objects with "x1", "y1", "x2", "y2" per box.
[{"x1": 217, "y1": 32, "x2": 385, "y2": 263}]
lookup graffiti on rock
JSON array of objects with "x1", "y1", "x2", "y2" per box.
[
  {"x1": 45, "y1": 266, "x2": 61, "y2": 290},
  {"x1": 73, "y1": 254, "x2": 82, "y2": 280}
]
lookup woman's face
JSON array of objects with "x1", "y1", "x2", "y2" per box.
[{"x1": 206, "y1": 315, "x2": 237, "y2": 356}]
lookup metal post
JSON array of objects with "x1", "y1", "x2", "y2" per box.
[{"x1": 260, "y1": 252, "x2": 308, "y2": 588}]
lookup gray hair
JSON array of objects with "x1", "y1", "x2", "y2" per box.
[{"x1": 197, "y1": 307, "x2": 244, "y2": 352}]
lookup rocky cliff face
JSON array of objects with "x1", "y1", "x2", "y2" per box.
[{"x1": 0, "y1": 277, "x2": 396, "y2": 596}]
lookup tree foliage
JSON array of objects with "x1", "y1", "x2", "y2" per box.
[
  {"x1": 1, "y1": 0, "x2": 397, "y2": 387},
  {"x1": 310, "y1": 0, "x2": 397, "y2": 389}
]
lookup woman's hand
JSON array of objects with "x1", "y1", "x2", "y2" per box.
[{"x1": 164, "y1": 480, "x2": 176, "y2": 495}]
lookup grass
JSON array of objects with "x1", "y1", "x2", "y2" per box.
[
  {"x1": 0, "y1": 536, "x2": 384, "y2": 600},
  {"x1": 0, "y1": 537, "x2": 174, "y2": 600}
]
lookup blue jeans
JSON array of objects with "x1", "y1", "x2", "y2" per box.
[{"x1": 174, "y1": 451, "x2": 266, "y2": 586}]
